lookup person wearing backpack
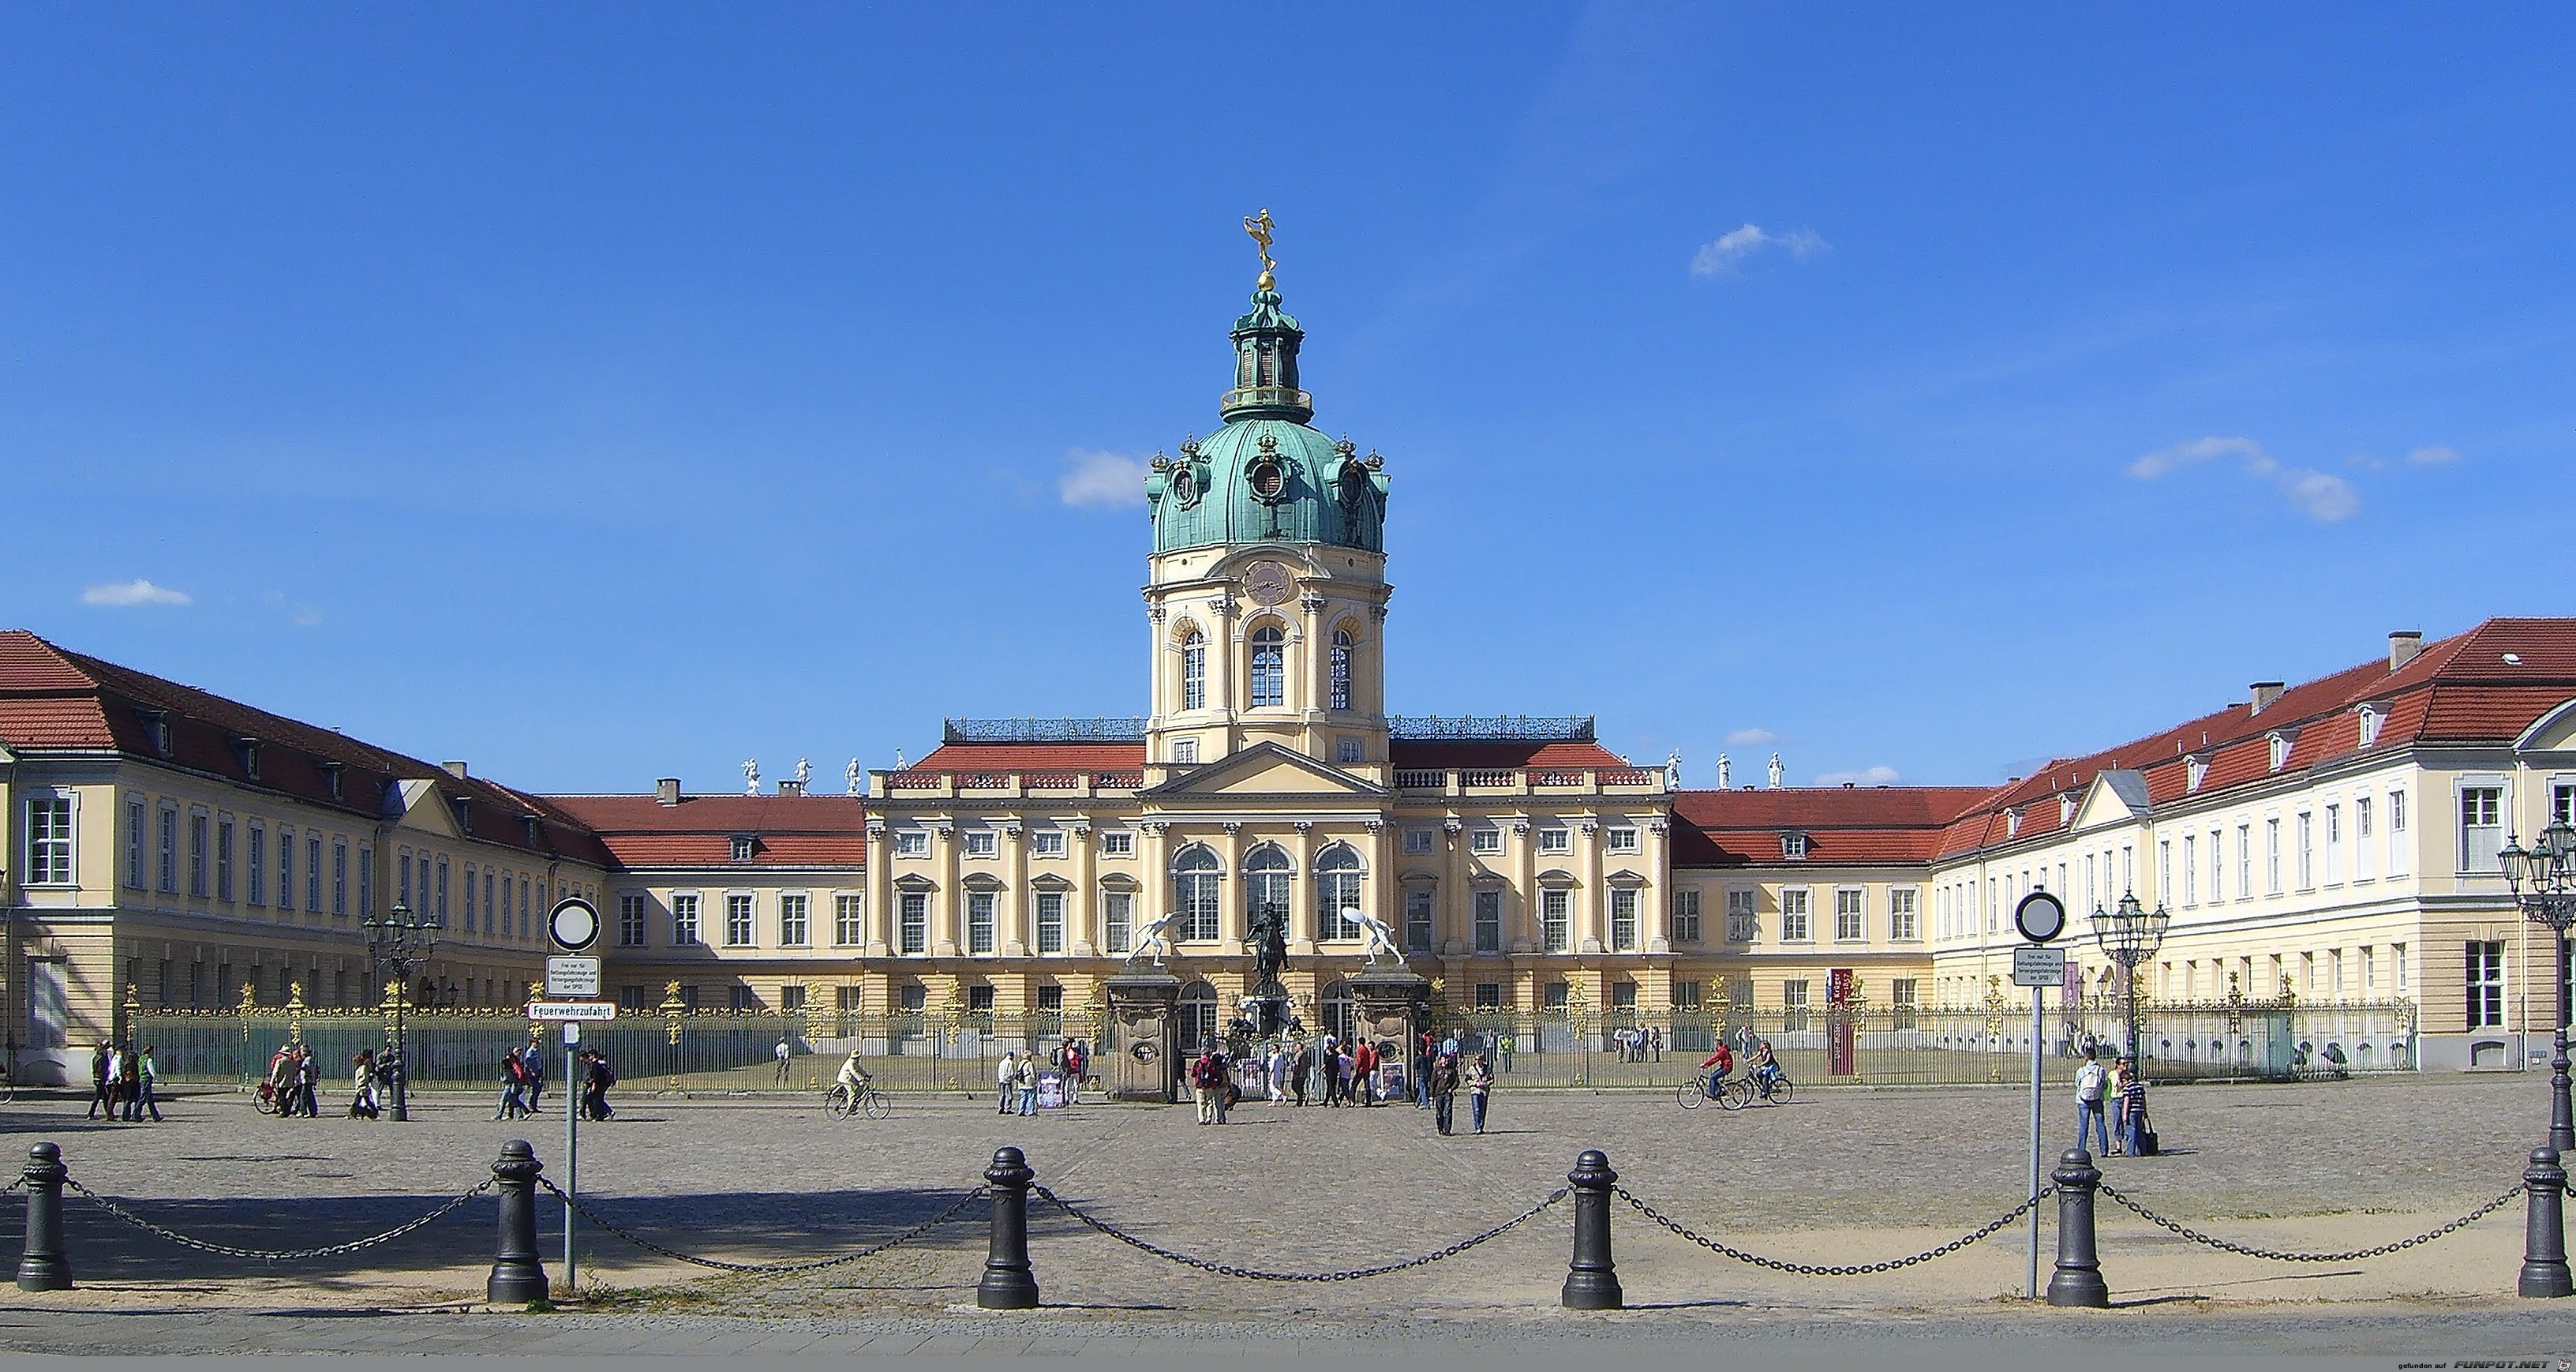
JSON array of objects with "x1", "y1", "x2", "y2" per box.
[
  {"x1": 1189, "y1": 1048, "x2": 1222, "y2": 1125},
  {"x1": 2074, "y1": 1048, "x2": 2112, "y2": 1156},
  {"x1": 2119, "y1": 1056, "x2": 2152, "y2": 1156}
]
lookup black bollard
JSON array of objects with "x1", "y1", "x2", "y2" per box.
[
  {"x1": 976, "y1": 1146, "x2": 1039, "y2": 1309},
  {"x1": 1560, "y1": 1149, "x2": 1623, "y2": 1310},
  {"x1": 2521, "y1": 1145, "x2": 2572, "y2": 1299},
  {"x1": 15, "y1": 1143, "x2": 70, "y2": 1292},
  {"x1": 487, "y1": 1139, "x2": 549, "y2": 1304},
  {"x1": 2046, "y1": 1147, "x2": 2109, "y2": 1307}
]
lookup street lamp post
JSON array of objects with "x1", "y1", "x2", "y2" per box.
[
  {"x1": 362, "y1": 902, "x2": 441, "y2": 1122},
  {"x1": 2499, "y1": 822, "x2": 2576, "y2": 1157},
  {"x1": 2089, "y1": 891, "x2": 2170, "y2": 1065}
]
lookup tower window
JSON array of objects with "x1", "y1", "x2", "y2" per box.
[
  {"x1": 1329, "y1": 630, "x2": 1352, "y2": 711},
  {"x1": 1179, "y1": 628, "x2": 1206, "y2": 711},
  {"x1": 1249, "y1": 626, "x2": 1285, "y2": 708}
]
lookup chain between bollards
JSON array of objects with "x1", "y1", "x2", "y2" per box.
[
  {"x1": 977, "y1": 1146, "x2": 1039, "y2": 1310},
  {"x1": 1561, "y1": 1149, "x2": 1622, "y2": 1310},
  {"x1": 16, "y1": 1144, "x2": 70, "y2": 1292}
]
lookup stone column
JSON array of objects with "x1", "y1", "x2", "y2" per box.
[
  {"x1": 1442, "y1": 815, "x2": 1465, "y2": 956},
  {"x1": 934, "y1": 823, "x2": 960, "y2": 957},
  {"x1": 1645, "y1": 817, "x2": 1672, "y2": 954},
  {"x1": 1211, "y1": 594, "x2": 1237, "y2": 750},
  {"x1": 1300, "y1": 592, "x2": 1326, "y2": 721},
  {"x1": 1002, "y1": 821, "x2": 1029, "y2": 956},
  {"x1": 1576, "y1": 819, "x2": 1604, "y2": 954},
  {"x1": 1367, "y1": 819, "x2": 1394, "y2": 935},
  {"x1": 1512, "y1": 819, "x2": 1535, "y2": 953},
  {"x1": 1291, "y1": 822, "x2": 1318, "y2": 954},
  {"x1": 1069, "y1": 819, "x2": 1098, "y2": 957},
  {"x1": 1219, "y1": 823, "x2": 1245, "y2": 947}
]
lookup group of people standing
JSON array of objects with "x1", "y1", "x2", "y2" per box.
[
  {"x1": 2073, "y1": 1046, "x2": 2153, "y2": 1156},
  {"x1": 86, "y1": 1040, "x2": 163, "y2": 1123},
  {"x1": 1611, "y1": 1026, "x2": 1664, "y2": 1063}
]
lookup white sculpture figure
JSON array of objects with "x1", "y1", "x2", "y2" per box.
[
  {"x1": 1767, "y1": 752, "x2": 1784, "y2": 789},
  {"x1": 1717, "y1": 753, "x2": 1732, "y2": 789},
  {"x1": 844, "y1": 758, "x2": 864, "y2": 796},
  {"x1": 892, "y1": 749, "x2": 907, "y2": 773},
  {"x1": 1126, "y1": 909, "x2": 1189, "y2": 966},
  {"x1": 1665, "y1": 752, "x2": 1682, "y2": 789},
  {"x1": 1347, "y1": 907, "x2": 1404, "y2": 967},
  {"x1": 794, "y1": 757, "x2": 812, "y2": 787},
  {"x1": 743, "y1": 759, "x2": 760, "y2": 796}
]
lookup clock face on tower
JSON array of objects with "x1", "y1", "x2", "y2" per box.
[{"x1": 1245, "y1": 560, "x2": 1294, "y2": 607}]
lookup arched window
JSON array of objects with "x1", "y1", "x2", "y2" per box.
[
  {"x1": 1330, "y1": 629, "x2": 1353, "y2": 712},
  {"x1": 1172, "y1": 845, "x2": 1222, "y2": 942},
  {"x1": 1178, "y1": 628, "x2": 1206, "y2": 711},
  {"x1": 1316, "y1": 843, "x2": 1365, "y2": 940},
  {"x1": 1244, "y1": 844, "x2": 1292, "y2": 935},
  {"x1": 1249, "y1": 624, "x2": 1285, "y2": 708},
  {"x1": 1320, "y1": 979, "x2": 1354, "y2": 1047},
  {"x1": 1180, "y1": 980, "x2": 1220, "y2": 1055}
]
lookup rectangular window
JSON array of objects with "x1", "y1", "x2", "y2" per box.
[
  {"x1": 1473, "y1": 890, "x2": 1501, "y2": 953},
  {"x1": 1101, "y1": 890, "x2": 1133, "y2": 954},
  {"x1": 2461, "y1": 786, "x2": 2503, "y2": 872},
  {"x1": 2389, "y1": 790, "x2": 2409, "y2": 875},
  {"x1": 335, "y1": 841, "x2": 349, "y2": 917},
  {"x1": 2467, "y1": 941, "x2": 2506, "y2": 1029},
  {"x1": 1030, "y1": 830, "x2": 1065, "y2": 858},
  {"x1": 1403, "y1": 829, "x2": 1436, "y2": 856},
  {"x1": 247, "y1": 826, "x2": 266, "y2": 905},
  {"x1": 1675, "y1": 980, "x2": 1702, "y2": 1010},
  {"x1": 2361, "y1": 945, "x2": 2376, "y2": 993},
  {"x1": 307, "y1": 835, "x2": 324, "y2": 912},
  {"x1": 1783, "y1": 980, "x2": 1811, "y2": 1033},
  {"x1": 480, "y1": 871, "x2": 493, "y2": 933},
  {"x1": 899, "y1": 892, "x2": 928, "y2": 954},
  {"x1": 1338, "y1": 736, "x2": 1362, "y2": 764},
  {"x1": 1035, "y1": 891, "x2": 1065, "y2": 954},
  {"x1": 1172, "y1": 738, "x2": 1200, "y2": 764},
  {"x1": 726, "y1": 894, "x2": 755, "y2": 947},
  {"x1": 894, "y1": 830, "x2": 930, "y2": 858},
  {"x1": 833, "y1": 894, "x2": 863, "y2": 947},
  {"x1": 188, "y1": 815, "x2": 209, "y2": 897},
  {"x1": 1403, "y1": 889, "x2": 1434, "y2": 951},
  {"x1": 672, "y1": 893, "x2": 700, "y2": 946},
  {"x1": 1537, "y1": 827, "x2": 1571, "y2": 854},
  {"x1": 1470, "y1": 827, "x2": 1503, "y2": 855},
  {"x1": 1834, "y1": 888, "x2": 1865, "y2": 942},
  {"x1": 966, "y1": 891, "x2": 995, "y2": 953},
  {"x1": 1671, "y1": 887, "x2": 1702, "y2": 943},
  {"x1": 125, "y1": 798, "x2": 146, "y2": 889},
  {"x1": 1474, "y1": 981, "x2": 1502, "y2": 1010},
  {"x1": 963, "y1": 830, "x2": 997, "y2": 857},
  {"x1": 2266, "y1": 819, "x2": 2282, "y2": 894},
  {"x1": 1608, "y1": 888, "x2": 1638, "y2": 951},
  {"x1": 2324, "y1": 804, "x2": 2342, "y2": 883},
  {"x1": 2181, "y1": 834, "x2": 2196, "y2": 905},
  {"x1": 159, "y1": 808, "x2": 179, "y2": 894},
  {"x1": 358, "y1": 847, "x2": 373, "y2": 918},
  {"x1": 1604, "y1": 827, "x2": 1640, "y2": 853},
  {"x1": 2395, "y1": 943, "x2": 2409, "y2": 993},
  {"x1": 1540, "y1": 888, "x2": 1570, "y2": 953},
  {"x1": 1099, "y1": 830, "x2": 1134, "y2": 857},
  {"x1": 1181, "y1": 639, "x2": 1206, "y2": 710},
  {"x1": 2237, "y1": 825, "x2": 2252, "y2": 899},
  {"x1": 1727, "y1": 889, "x2": 1758, "y2": 943},
  {"x1": 2558, "y1": 783, "x2": 2576, "y2": 827},
  {"x1": 2355, "y1": 797, "x2": 2375, "y2": 879},
  {"x1": 27, "y1": 799, "x2": 73, "y2": 885},
  {"x1": 618, "y1": 894, "x2": 649, "y2": 947},
  {"x1": 1891, "y1": 978, "x2": 1919, "y2": 1029},
  {"x1": 397, "y1": 852, "x2": 411, "y2": 907},
  {"x1": 1889, "y1": 887, "x2": 1919, "y2": 942},
  {"x1": 2158, "y1": 841, "x2": 2171, "y2": 903},
  {"x1": 1780, "y1": 888, "x2": 1812, "y2": 943},
  {"x1": 779, "y1": 893, "x2": 810, "y2": 947},
  {"x1": 278, "y1": 827, "x2": 296, "y2": 909}
]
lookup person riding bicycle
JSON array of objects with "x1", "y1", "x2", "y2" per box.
[
  {"x1": 834, "y1": 1050, "x2": 872, "y2": 1097},
  {"x1": 1748, "y1": 1039, "x2": 1781, "y2": 1090},
  {"x1": 1697, "y1": 1041, "x2": 1735, "y2": 1100}
]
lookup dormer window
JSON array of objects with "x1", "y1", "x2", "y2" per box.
[
  {"x1": 447, "y1": 793, "x2": 470, "y2": 830},
  {"x1": 729, "y1": 835, "x2": 757, "y2": 862},
  {"x1": 2357, "y1": 703, "x2": 2387, "y2": 749},
  {"x1": 315, "y1": 760, "x2": 344, "y2": 801},
  {"x1": 1780, "y1": 831, "x2": 1808, "y2": 860},
  {"x1": 2059, "y1": 793, "x2": 2077, "y2": 827},
  {"x1": 136, "y1": 708, "x2": 172, "y2": 758},
  {"x1": 521, "y1": 815, "x2": 545, "y2": 845},
  {"x1": 2005, "y1": 808, "x2": 2023, "y2": 839},
  {"x1": 2266, "y1": 729, "x2": 2297, "y2": 773},
  {"x1": 2186, "y1": 754, "x2": 2210, "y2": 793},
  {"x1": 232, "y1": 737, "x2": 261, "y2": 780}
]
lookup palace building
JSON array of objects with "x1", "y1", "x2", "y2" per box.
[{"x1": 3, "y1": 249, "x2": 2572, "y2": 1080}]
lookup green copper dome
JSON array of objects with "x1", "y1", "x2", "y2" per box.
[{"x1": 1145, "y1": 279, "x2": 1388, "y2": 554}]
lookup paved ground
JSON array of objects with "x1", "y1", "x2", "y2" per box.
[{"x1": 0, "y1": 1072, "x2": 2560, "y2": 1357}]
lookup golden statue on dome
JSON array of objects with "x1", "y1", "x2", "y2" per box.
[{"x1": 1244, "y1": 207, "x2": 1277, "y2": 286}]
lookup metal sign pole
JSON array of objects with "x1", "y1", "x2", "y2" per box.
[
  {"x1": 564, "y1": 1020, "x2": 578, "y2": 1295},
  {"x1": 2028, "y1": 982, "x2": 2043, "y2": 1299}
]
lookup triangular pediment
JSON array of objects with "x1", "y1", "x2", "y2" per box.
[
  {"x1": 1140, "y1": 742, "x2": 1386, "y2": 800},
  {"x1": 2072, "y1": 770, "x2": 2151, "y2": 831}
]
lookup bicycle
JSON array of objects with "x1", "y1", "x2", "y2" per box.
[
  {"x1": 826, "y1": 1079, "x2": 892, "y2": 1119},
  {"x1": 1675, "y1": 1071, "x2": 1730, "y2": 1111},
  {"x1": 253, "y1": 1079, "x2": 281, "y2": 1115},
  {"x1": 1723, "y1": 1069, "x2": 1795, "y2": 1109}
]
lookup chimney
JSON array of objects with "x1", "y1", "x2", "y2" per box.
[
  {"x1": 2388, "y1": 630, "x2": 2423, "y2": 673},
  {"x1": 2248, "y1": 682, "x2": 2286, "y2": 714},
  {"x1": 777, "y1": 779, "x2": 804, "y2": 797},
  {"x1": 442, "y1": 760, "x2": 470, "y2": 779},
  {"x1": 655, "y1": 778, "x2": 682, "y2": 806}
]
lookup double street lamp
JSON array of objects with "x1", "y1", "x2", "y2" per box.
[
  {"x1": 2090, "y1": 890, "x2": 2170, "y2": 1063},
  {"x1": 363, "y1": 902, "x2": 441, "y2": 1122},
  {"x1": 2499, "y1": 821, "x2": 2576, "y2": 1157}
]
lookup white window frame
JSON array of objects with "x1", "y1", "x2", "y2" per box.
[
  {"x1": 1608, "y1": 887, "x2": 1638, "y2": 951},
  {"x1": 1100, "y1": 890, "x2": 1133, "y2": 954},
  {"x1": 1671, "y1": 887, "x2": 1702, "y2": 943},
  {"x1": 1604, "y1": 826, "x2": 1640, "y2": 854},
  {"x1": 1537, "y1": 827, "x2": 1571, "y2": 855},
  {"x1": 24, "y1": 793, "x2": 75, "y2": 887},
  {"x1": 898, "y1": 891, "x2": 929, "y2": 954},
  {"x1": 618, "y1": 894, "x2": 650, "y2": 948},
  {"x1": 962, "y1": 829, "x2": 998, "y2": 858},
  {"x1": 965, "y1": 890, "x2": 996, "y2": 954},
  {"x1": 1473, "y1": 889, "x2": 1503, "y2": 954},
  {"x1": 1889, "y1": 887, "x2": 1919, "y2": 942},
  {"x1": 833, "y1": 893, "x2": 863, "y2": 947},
  {"x1": 1539, "y1": 887, "x2": 1571, "y2": 953},
  {"x1": 1035, "y1": 890, "x2": 1065, "y2": 954},
  {"x1": 1780, "y1": 887, "x2": 1813, "y2": 943},
  {"x1": 1171, "y1": 738, "x2": 1200, "y2": 764},
  {"x1": 672, "y1": 891, "x2": 702, "y2": 947},
  {"x1": 2458, "y1": 781, "x2": 2506, "y2": 874},
  {"x1": 779, "y1": 892, "x2": 811, "y2": 947},
  {"x1": 1029, "y1": 829, "x2": 1067, "y2": 859},
  {"x1": 1099, "y1": 830, "x2": 1135, "y2": 858},
  {"x1": 1469, "y1": 827, "x2": 1503, "y2": 856},
  {"x1": 724, "y1": 892, "x2": 756, "y2": 947},
  {"x1": 1833, "y1": 887, "x2": 1866, "y2": 943},
  {"x1": 1402, "y1": 828, "x2": 1436, "y2": 856},
  {"x1": 1726, "y1": 888, "x2": 1758, "y2": 944}
]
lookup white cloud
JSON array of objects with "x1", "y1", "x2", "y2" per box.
[
  {"x1": 2406, "y1": 444, "x2": 2462, "y2": 467},
  {"x1": 1814, "y1": 765, "x2": 1902, "y2": 787},
  {"x1": 2127, "y1": 435, "x2": 2360, "y2": 523},
  {"x1": 1057, "y1": 448, "x2": 1150, "y2": 510},
  {"x1": 1722, "y1": 727, "x2": 1779, "y2": 747},
  {"x1": 1690, "y1": 224, "x2": 1830, "y2": 278},
  {"x1": 81, "y1": 579, "x2": 192, "y2": 608}
]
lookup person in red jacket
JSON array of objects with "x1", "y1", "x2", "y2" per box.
[
  {"x1": 1698, "y1": 1041, "x2": 1735, "y2": 1100},
  {"x1": 1351, "y1": 1039, "x2": 1379, "y2": 1105}
]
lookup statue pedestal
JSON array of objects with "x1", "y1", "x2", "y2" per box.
[
  {"x1": 1103, "y1": 969, "x2": 1181, "y2": 1104},
  {"x1": 1346, "y1": 967, "x2": 1432, "y2": 1052}
]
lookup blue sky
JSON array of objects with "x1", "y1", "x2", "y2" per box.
[{"x1": 6, "y1": 6, "x2": 2571, "y2": 796}]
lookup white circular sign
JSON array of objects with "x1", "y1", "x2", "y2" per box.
[
  {"x1": 2014, "y1": 891, "x2": 2066, "y2": 944},
  {"x1": 549, "y1": 897, "x2": 601, "y2": 953}
]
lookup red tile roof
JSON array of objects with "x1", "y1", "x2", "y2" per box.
[
  {"x1": 1388, "y1": 740, "x2": 1629, "y2": 770},
  {"x1": 542, "y1": 793, "x2": 870, "y2": 869},
  {"x1": 1671, "y1": 787, "x2": 1989, "y2": 868},
  {"x1": 911, "y1": 742, "x2": 1148, "y2": 771}
]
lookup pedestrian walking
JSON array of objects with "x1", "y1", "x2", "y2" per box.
[
  {"x1": 1465, "y1": 1052, "x2": 1493, "y2": 1134},
  {"x1": 350, "y1": 1050, "x2": 381, "y2": 1119},
  {"x1": 1429, "y1": 1051, "x2": 1460, "y2": 1136},
  {"x1": 996, "y1": 1051, "x2": 1020, "y2": 1115},
  {"x1": 1335, "y1": 1044, "x2": 1356, "y2": 1107},
  {"x1": 1267, "y1": 1043, "x2": 1289, "y2": 1103},
  {"x1": 494, "y1": 1051, "x2": 529, "y2": 1120},
  {"x1": 2074, "y1": 1048, "x2": 2111, "y2": 1156},
  {"x1": 773, "y1": 1036, "x2": 792, "y2": 1083},
  {"x1": 117, "y1": 1041, "x2": 144, "y2": 1121},
  {"x1": 1289, "y1": 1040, "x2": 1310, "y2": 1106},
  {"x1": 1014, "y1": 1051, "x2": 1039, "y2": 1117},
  {"x1": 520, "y1": 1042, "x2": 547, "y2": 1115},
  {"x1": 582, "y1": 1049, "x2": 617, "y2": 1120},
  {"x1": 1065, "y1": 1038, "x2": 1088, "y2": 1104},
  {"x1": 85, "y1": 1041, "x2": 113, "y2": 1120},
  {"x1": 1352, "y1": 1039, "x2": 1379, "y2": 1106},
  {"x1": 132, "y1": 1044, "x2": 165, "y2": 1122},
  {"x1": 1189, "y1": 1048, "x2": 1223, "y2": 1125}
]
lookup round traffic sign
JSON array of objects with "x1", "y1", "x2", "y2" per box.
[
  {"x1": 2014, "y1": 890, "x2": 2066, "y2": 944},
  {"x1": 549, "y1": 897, "x2": 601, "y2": 953}
]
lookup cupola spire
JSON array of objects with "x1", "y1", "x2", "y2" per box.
[{"x1": 1222, "y1": 208, "x2": 1312, "y2": 424}]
